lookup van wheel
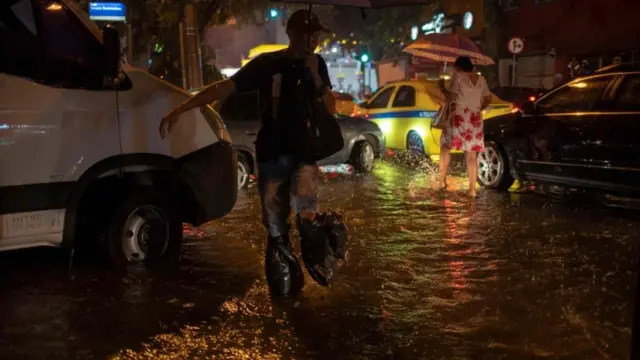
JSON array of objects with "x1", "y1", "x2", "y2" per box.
[
  {"x1": 107, "y1": 189, "x2": 182, "y2": 269},
  {"x1": 477, "y1": 141, "x2": 514, "y2": 190},
  {"x1": 351, "y1": 140, "x2": 375, "y2": 173},
  {"x1": 237, "y1": 153, "x2": 251, "y2": 189}
]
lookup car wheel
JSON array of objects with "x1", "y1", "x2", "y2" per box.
[
  {"x1": 351, "y1": 140, "x2": 375, "y2": 173},
  {"x1": 406, "y1": 131, "x2": 425, "y2": 155},
  {"x1": 107, "y1": 189, "x2": 182, "y2": 269},
  {"x1": 477, "y1": 141, "x2": 514, "y2": 190},
  {"x1": 237, "y1": 154, "x2": 251, "y2": 189}
]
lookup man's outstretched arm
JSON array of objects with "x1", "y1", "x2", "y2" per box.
[
  {"x1": 159, "y1": 55, "x2": 273, "y2": 139},
  {"x1": 159, "y1": 79, "x2": 236, "y2": 139}
]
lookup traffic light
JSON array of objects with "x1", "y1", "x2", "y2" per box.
[
  {"x1": 152, "y1": 42, "x2": 164, "y2": 55},
  {"x1": 360, "y1": 53, "x2": 369, "y2": 62},
  {"x1": 269, "y1": 8, "x2": 279, "y2": 18}
]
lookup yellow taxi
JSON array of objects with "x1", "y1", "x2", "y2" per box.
[{"x1": 351, "y1": 79, "x2": 514, "y2": 160}]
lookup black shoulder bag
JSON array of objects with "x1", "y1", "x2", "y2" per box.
[{"x1": 297, "y1": 62, "x2": 345, "y2": 162}]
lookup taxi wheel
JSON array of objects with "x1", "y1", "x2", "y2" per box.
[{"x1": 406, "y1": 131, "x2": 425, "y2": 155}]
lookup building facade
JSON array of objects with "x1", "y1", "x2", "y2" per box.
[
  {"x1": 498, "y1": 0, "x2": 640, "y2": 89},
  {"x1": 409, "y1": 0, "x2": 490, "y2": 80}
]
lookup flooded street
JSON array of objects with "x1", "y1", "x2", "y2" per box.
[{"x1": 1, "y1": 159, "x2": 638, "y2": 360}]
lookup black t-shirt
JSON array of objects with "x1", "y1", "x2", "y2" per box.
[{"x1": 230, "y1": 50, "x2": 332, "y2": 162}]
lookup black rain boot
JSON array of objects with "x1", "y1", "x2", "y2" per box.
[
  {"x1": 265, "y1": 234, "x2": 304, "y2": 296},
  {"x1": 298, "y1": 212, "x2": 348, "y2": 287}
]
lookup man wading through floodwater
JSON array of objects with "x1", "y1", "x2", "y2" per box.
[{"x1": 159, "y1": 10, "x2": 345, "y2": 296}]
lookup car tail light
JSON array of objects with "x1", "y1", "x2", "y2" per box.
[{"x1": 511, "y1": 107, "x2": 520, "y2": 113}]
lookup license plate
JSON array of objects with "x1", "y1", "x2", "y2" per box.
[{"x1": 1, "y1": 210, "x2": 65, "y2": 240}]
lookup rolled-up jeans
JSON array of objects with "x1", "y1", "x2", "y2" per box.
[{"x1": 258, "y1": 155, "x2": 319, "y2": 238}]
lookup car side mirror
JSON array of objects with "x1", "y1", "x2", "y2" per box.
[
  {"x1": 359, "y1": 101, "x2": 370, "y2": 109},
  {"x1": 103, "y1": 26, "x2": 124, "y2": 86}
]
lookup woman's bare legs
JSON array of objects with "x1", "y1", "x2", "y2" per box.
[
  {"x1": 464, "y1": 151, "x2": 478, "y2": 197},
  {"x1": 439, "y1": 146, "x2": 451, "y2": 190}
]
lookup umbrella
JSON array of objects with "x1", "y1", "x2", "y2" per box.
[
  {"x1": 403, "y1": 33, "x2": 495, "y2": 66},
  {"x1": 271, "y1": 0, "x2": 433, "y2": 8}
]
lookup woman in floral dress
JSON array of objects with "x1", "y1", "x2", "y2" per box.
[{"x1": 439, "y1": 57, "x2": 492, "y2": 197}]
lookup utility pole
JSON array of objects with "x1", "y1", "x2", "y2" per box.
[
  {"x1": 184, "y1": 4, "x2": 203, "y2": 90},
  {"x1": 179, "y1": 21, "x2": 187, "y2": 89}
]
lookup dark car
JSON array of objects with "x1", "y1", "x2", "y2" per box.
[
  {"x1": 479, "y1": 63, "x2": 640, "y2": 197},
  {"x1": 191, "y1": 89, "x2": 386, "y2": 188},
  {"x1": 491, "y1": 86, "x2": 547, "y2": 107}
]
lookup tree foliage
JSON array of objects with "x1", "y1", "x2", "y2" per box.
[
  {"x1": 76, "y1": 0, "x2": 271, "y2": 59},
  {"x1": 329, "y1": 6, "x2": 430, "y2": 61}
]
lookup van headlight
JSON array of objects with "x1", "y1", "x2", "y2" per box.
[{"x1": 200, "y1": 105, "x2": 232, "y2": 144}]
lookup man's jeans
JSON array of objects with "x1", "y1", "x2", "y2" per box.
[{"x1": 258, "y1": 155, "x2": 319, "y2": 238}]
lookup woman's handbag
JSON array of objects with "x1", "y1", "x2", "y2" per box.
[{"x1": 431, "y1": 101, "x2": 451, "y2": 130}]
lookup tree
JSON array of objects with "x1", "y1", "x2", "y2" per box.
[
  {"x1": 76, "y1": 0, "x2": 271, "y2": 67},
  {"x1": 329, "y1": 6, "x2": 431, "y2": 61},
  {"x1": 481, "y1": 0, "x2": 507, "y2": 87}
]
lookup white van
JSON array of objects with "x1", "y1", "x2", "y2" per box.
[{"x1": 0, "y1": 0, "x2": 237, "y2": 266}]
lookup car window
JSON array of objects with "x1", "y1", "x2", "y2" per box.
[
  {"x1": 536, "y1": 76, "x2": 611, "y2": 113},
  {"x1": 615, "y1": 75, "x2": 640, "y2": 112},
  {"x1": 392, "y1": 86, "x2": 416, "y2": 107},
  {"x1": 36, "y1": 0, "x2": 105, "y2": 89},
  {"x1": 0, "y1": 0, "x2": 41, "y2": 80},
  {"x1": 368, "y1": 86, "x2": 395, "y2": 109},
  {"x1": 1, "y1": 0, "x2": 106, "y2": 89}
]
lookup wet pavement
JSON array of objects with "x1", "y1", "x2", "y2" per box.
[{"x1": 1, "y1": 158, "x2": 639, "y2": 360}]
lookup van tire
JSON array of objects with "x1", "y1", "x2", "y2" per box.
[{"x1": 106, "y1": 188, "x2": 182, "y2": 269}]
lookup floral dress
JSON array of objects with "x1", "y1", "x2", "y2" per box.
[{"x1": 440, "y1": 72, "x2": 490, "y2": 153}]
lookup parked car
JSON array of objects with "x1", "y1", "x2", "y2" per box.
[
  {"x1": 351, "y1": 79, "x2": 514, "y2": 159},
  {"x1": 491, "y1": 86, "x2": 546, "y2": 107},
  {"x1": 0, "y1": 0, "x2": 237, "y2": 266},
  {"x1": 479, "y1": 63, "x2": 640, "y2": 197},
  {"x1": 190, "y1": 89, "x2": 386, "y2": 188}
]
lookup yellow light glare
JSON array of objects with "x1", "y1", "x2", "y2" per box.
[
  {"x1": 47, "y1": 3, "x2": 62, "y2": 10},
  {"x1": 378, "y1": 121, "x2": 392, "y2": 134},
  {"x1": 413, "y1": 126, "x2": 427, "y2": 138}
]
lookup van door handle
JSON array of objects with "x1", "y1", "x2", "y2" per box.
[{"x1": 245, "y1": 131, "x2": 257, "y2": 136}]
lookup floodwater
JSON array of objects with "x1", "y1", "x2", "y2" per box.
[{"x1": 0, "y1": 159, "x2": 638, "y2": 360}]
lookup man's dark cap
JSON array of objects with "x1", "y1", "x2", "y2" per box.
[{"x1": 286, "y1": 9, "x2": 330, "y2": 33}]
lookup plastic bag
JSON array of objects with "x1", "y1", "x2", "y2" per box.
[{"x1": 299, "y1": 210, "x2": 348, "y2": 287}]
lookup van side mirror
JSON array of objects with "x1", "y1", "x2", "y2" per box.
[{"x1": 103, "y1": 26, "x2": 121, "y2": 79}]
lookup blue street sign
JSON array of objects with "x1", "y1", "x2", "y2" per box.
[{"x1": 89, "y1": 2, "x2": 126, "y2": 22}]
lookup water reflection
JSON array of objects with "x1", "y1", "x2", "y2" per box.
[{"x1": 0, "y1": 159, "x2": 636, "y2": 359}]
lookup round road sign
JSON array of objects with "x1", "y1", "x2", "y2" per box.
[{"x1": 508, "y1": 37, "x2": 524, "y2": 55}]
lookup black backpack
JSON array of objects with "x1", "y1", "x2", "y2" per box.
[{"x1": 278, "y1": 58, "x2": 344, "y2": 162}]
